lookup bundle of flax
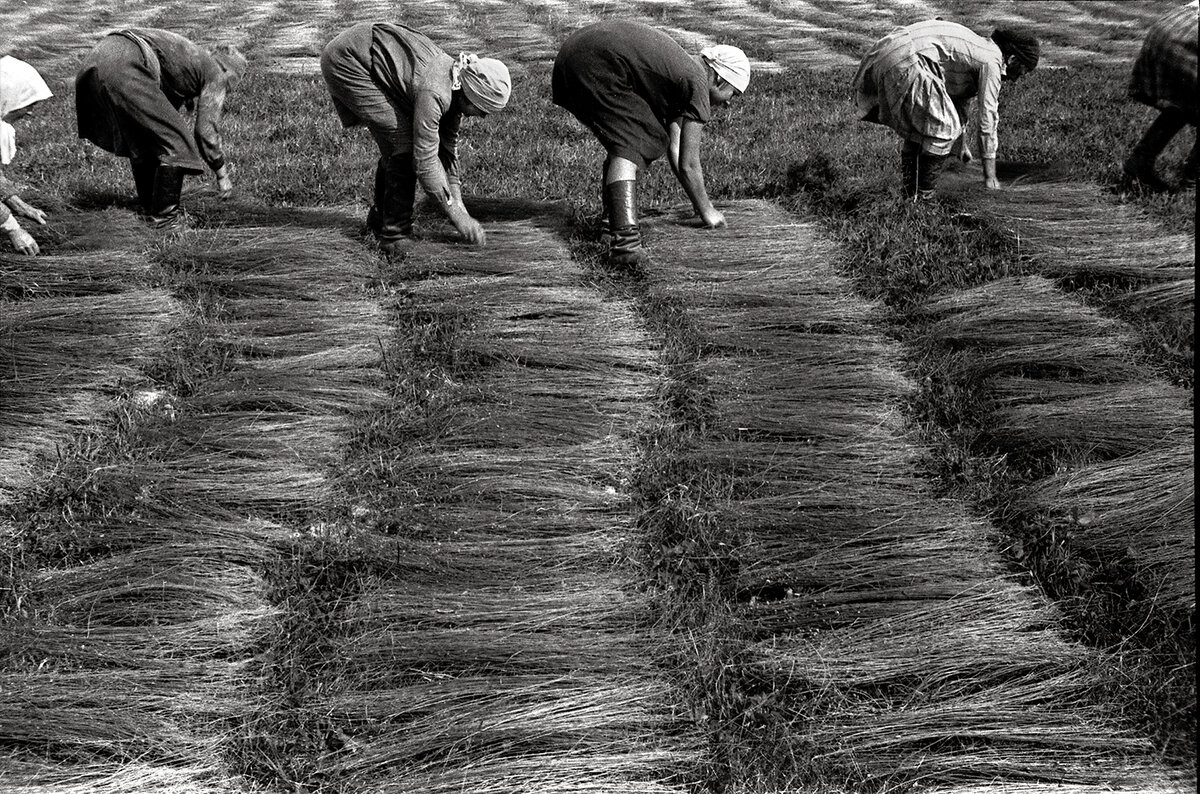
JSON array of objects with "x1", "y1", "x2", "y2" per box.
[
  {"x1": 153, "y1": 226, "x2": 379, "y2": 299},
  {"x1": 1015, "y1": 440, "x2": 1194, "y2": 611},
  {"x1": 1, "y1": 250, "x2": 152, "y2": 298},
  {"x1": 922, "y1": 277, "x2": 1140, "y2": 382},
  {"x1": 984, "y1": 378, "x2": 1192, "y2": 458},
  {"x1": 969, "y1": 181, "x2": 1195, "y2": 281}
]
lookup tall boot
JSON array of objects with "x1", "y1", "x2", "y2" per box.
[
  {"x1": 1180, "y1": 139, "x2": 1197, "y2": 190},
  {"x1": 149, "y1": 165, "x2": 187, "y2": 231},
  {"x1": 598, "y1": 172, "x2": 615, "y2": 242},
  {"x1": 130, "y1": 159, "x2": 157, "y2": 213},
  {"x1": 377, "y1": 153, "x2": 418, "y2": 255},
  {"x1": 1123, "y1": 111, "x2": 1186, "y2": 191},
  {"x1": 900, "y1": 142, "x2": 920, "y2": 199},
  {"x1": 604, "y1": 179, "x2": 643, "y2": 267},
  {"x1": 916, "y1": 151, "x2": 949, "y2": 200},
  {"x1": 366, "y1": 157, "x2": 386, "y2": 235}
]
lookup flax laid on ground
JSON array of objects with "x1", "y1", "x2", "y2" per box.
[
  {"x1": 316, "y1": 217, "x2": 701, "y2": 793},
  {"x1": 1, "y1": 250, "x2": 153, "y2": 298},
  {"x1": 153, "y1": 226, "x2": 379, "y2": 299},
  {"x1": 1, "y1": 223, "x2": 393, "y2": 794},
  {"x1": 984, "y1": 378, "x2": 1191, "y2": 458},
  {"x1": 637, "y1": 199, "x2": 1170, "y2": 789},
  {"x1": 1014, "y1": 439, "x2": 1194, "y2": 612},
  {"x1": 959, "y1": 180, "x2": 1195, "y2": 282},
  {"x1": 917, "y1": 270, "x2": 1193, "y2": 618},
  {"x1": 0, "y1": 758, "x2": 246, "y2": 794},
  {"x1": 29, "y1": 206, "x2": 155, "y2": 253},
  {"x1": 0, "y1": 290, "x2": 177, "y2": 504},
  {"x1": 1117, "y1": 277, "x2": 1193, "y2": 315}
]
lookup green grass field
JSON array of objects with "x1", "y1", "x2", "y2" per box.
[{"x1": 1, "y1": 1, "x2": 1194, "y2": 792}]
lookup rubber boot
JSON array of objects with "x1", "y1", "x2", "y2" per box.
[
  {"x1": 1123, "y1": 111, "x2": 1185, "y2": 192},
  {"x1": 900, "y1": 142, "x2": 920, "y2": 199},
  {"x1": 377, "y1": 153, "x2": 417, "y2": 257},
  {"x1": 130, "y1": 159, "x2": 157, "y2": 213},
  {"x1": 605, "y1": 179, "x2": 643, "y2": 267},
  {"x1": 916, "y1": 151, "x2": 949, "y2": 200},
  {"x1": 149, "y1": 165, "x2": 187, "y2": 231}
]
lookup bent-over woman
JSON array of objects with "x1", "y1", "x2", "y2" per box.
[
  {"x1": 1124, "y1": 1, "x2": 1197, "y2": 191},
  {"x1": 552, "y1": 20, "x2": 749, "y2": 266},
  {"x1": 1, "y1": 56, "x2": 53, "y2": 255},
  {"x1": 75, "y1": 29, "x2": 246, "y2": 229},
  {"x1": 320, "y1": 22, "x2": 511, "y2": 253},
  {"x1": 855, "y1": 20, "x2": 1039, "y2": 200}
]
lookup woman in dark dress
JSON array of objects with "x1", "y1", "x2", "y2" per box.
[
  {"x1": 321, "y1": 21, "x2": 511, "y2": 254},
  {"x1": 76, "y1": 29, "x2": 246, "y2": 229},
  {"x1": 553, "y1": 21, "x2": 749, "y2": 266}
]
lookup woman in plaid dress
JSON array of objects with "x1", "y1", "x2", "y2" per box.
[{"x1": 1124, "y1": 1, "x2": 1198, "y2": 191}]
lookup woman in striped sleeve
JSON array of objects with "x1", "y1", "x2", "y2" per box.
[{"x1": 855, "y1": 20, "x2": 1040, "y2": 201}]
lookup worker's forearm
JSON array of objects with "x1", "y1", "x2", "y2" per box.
[{"x1": 677, "y1": 165, "x2": 713, "y2": 215}]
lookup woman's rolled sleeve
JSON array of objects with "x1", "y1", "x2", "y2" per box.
[
  {"x1": 193, "y1": 84, "x2": 228, "y2": 172},
  {"x1": 412, "y1": 90, "x2": 453, "y2": 198}
]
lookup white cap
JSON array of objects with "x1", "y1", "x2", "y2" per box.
[{"x1": 700, "y1": 45, "x2": 750, "y2": 93}]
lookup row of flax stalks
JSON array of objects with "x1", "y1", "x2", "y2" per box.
[
  {"x1": 947, "y1": 176, "x2": 1195, "y2": 387},
  {"x1": 0, "y1": 209, "x2": 163, "y2": 506},
  {"x1": 308, "y1": 207, "x2": 705, "y2": 793},
  {"x1": 1, "y1": 212, "x2": 392, "y2": 792},
  {"x1": 912, "y1": 180, "x2": 1194, "y2": 756},
  {"x1": 631, "y1": 200, "x2": 1188, "y2": 792}
]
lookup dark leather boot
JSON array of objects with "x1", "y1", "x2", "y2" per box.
[
  {"x1": 377, "y1": 153, "x2": 417, "y2": 251},
  {"x1": 149, "y1": 165, "x2": 187, "y2": 230},
  {"x1": 1123, "y1": 111, "x2": 1186, "y2": 192},
  {"x1": 916, "y1": 151, "x2": 949, "y2": 200},
  {"x1": 900, "y1": 142, "x2": 920, "y2": 199},
  {"x1": 1179, "y1": 139, "x2": 1197, "y2": 190},
  {"x1": 366, "y1": 157, "x2": 386, "y2": 235},
  {"x1": 605, "y1": 179, "x2": 643, "y2": 267},
  {"x1": 130, "y1": 159, "x2": 157, "y2": 213},
  {"x1": 597, "y1": 175, "x2": 614, "y2": 242}
]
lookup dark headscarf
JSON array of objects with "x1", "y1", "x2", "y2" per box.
[{"x1": 991, "y1": 28, "x2": 1041, "y2": 71}]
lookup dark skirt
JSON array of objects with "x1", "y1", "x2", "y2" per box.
[
  {"x1": 552, "y1": 35, "x2": 672, "y2": 168},
  {"x1": 75, "y1": 33, "x2": 206, "y2": 172}
]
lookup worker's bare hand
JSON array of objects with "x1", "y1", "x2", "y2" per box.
[
  {"x1": 8, "y1": 226, "x2": 39, "y2": 255},
  {"x1": 700, "y1": 207, "x2": 726, "y2": 229},
  {"x1": 456, "y1": 216, "x2": 486, "y2": 246},
  {"x1": 7, "y1": 196, "x2": 47, "y2": 225}
]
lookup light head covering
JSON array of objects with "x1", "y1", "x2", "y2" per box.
[
  {"x1": 700, "y1": 44, "x2": 751, "y2": 93},
  {"x1": 0, "y1": 55, "x2": 53, "y2": 165},
  {"x1": 991, "y1": 28, "x2": 1040, "y2": 72},
  {"x1": 212, "y1": 44, "x2": 248, "y2": 83},
  {"x1": 451, "y1": 54, "x2": 511, "y2": 115}
]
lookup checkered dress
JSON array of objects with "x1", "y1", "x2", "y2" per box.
[{"x1": 1129, "y1": 1, "x2": 1198, "y2": 122}]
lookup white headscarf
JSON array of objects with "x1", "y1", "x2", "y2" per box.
[
  {"x1": 700, "y1": 45, "x2": 751, "y2": 93},
  {"x1": 0, "y1": 56, "x2": 53, "y2": 165},
  {"x1": 450, "y1": 53, "x2": 511, "y2": 115}
]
